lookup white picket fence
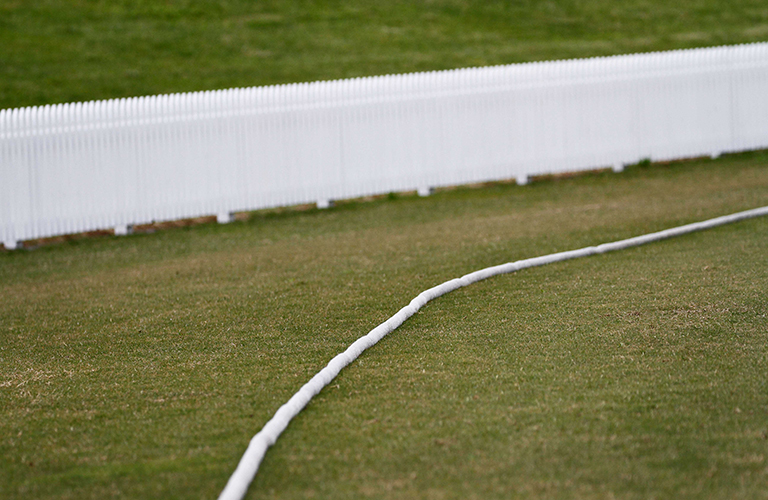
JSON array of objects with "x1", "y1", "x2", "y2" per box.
[{"x1": 2, "y1": 43, "x2": 768, "y2": 249}]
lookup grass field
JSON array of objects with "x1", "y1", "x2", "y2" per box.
[
  {"x1": 2, "y1": 0, "x2": 768, "y2": 109},
  {"x1": 3, "y1": 3, "x2": 768, "y2": 497},
  {"x1": 1, "y1": 153, "x2": 767, "y2": 499}
]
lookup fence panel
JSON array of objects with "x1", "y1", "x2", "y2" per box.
[{"x1": 2, "y1": 43, "x2": 768, "y2": 248}]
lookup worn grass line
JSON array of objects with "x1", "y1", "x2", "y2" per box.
[{"x1": 219, "y1": 205, "x2": 768, "y2": 500}]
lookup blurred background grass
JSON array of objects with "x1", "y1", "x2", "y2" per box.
[{"x1": 2, "y1": 0, "x2": 768, "y2": 109}]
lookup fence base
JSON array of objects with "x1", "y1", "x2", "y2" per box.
[
  {"x1": 114, "y1": 224, "x2": 133, "y2": 236},
  {"x1": 217, "y1": 212, "x2": 234, "y2": 224}
]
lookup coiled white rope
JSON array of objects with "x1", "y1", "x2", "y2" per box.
[{"x1": 218, "y1": 205, "x2": 768, "y2": 500}]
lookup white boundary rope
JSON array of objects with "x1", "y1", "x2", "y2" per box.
[{"x1": 218, "y1": 205, "x2": 768, "y2": 500}]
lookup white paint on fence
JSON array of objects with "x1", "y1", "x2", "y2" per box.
[
  {"x1": 217, "y1": 205, "x2": 768, "y2": 500},
  {"x1": 2, "y1": 43, "x2": 768, "y2": 249}
]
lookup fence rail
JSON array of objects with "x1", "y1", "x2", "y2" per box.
[{"x1": 2, "y1": 43, "x2": 768, "y2": 249}]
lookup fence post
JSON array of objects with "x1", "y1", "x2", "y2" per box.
[
  {"x1": 115, "y1": 224, "x2": 133, "y2": 236},
  {"x1": 217, "y1": 212, "x2": 234, "y2": 223},
  {"x1": 3, "y1": 239, "x2": 20, "y2": 250}
]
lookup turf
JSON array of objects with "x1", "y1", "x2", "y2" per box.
[
  {"x1": 2, "y1": 0, "x2": 768, "y2": 109},
  {"x1": 1, "y1": 152, "x2": 767, "y2": 499}
]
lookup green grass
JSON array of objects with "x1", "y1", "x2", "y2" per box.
[
  {"x1": 1, "y1": 153, "x2": 767, "y2": 499},
  {"x1": 2, "y1": 0, "x2": 768, "y2": 109}
]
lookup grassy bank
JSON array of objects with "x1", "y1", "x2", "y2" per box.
[
  {"x1": 1, "y1": 152, "x2": 767, "y2": 498},
  {"x1": 2, "y1": 0, "x2": 768, "y2": 109}
]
